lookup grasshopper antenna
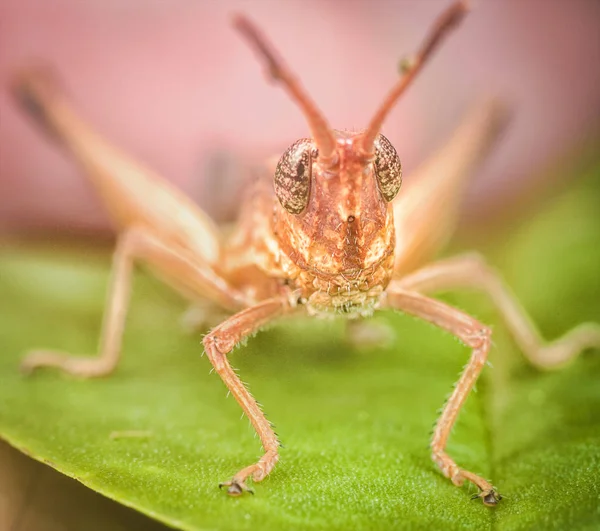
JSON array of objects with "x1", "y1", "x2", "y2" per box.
[
  {"x1": 233, "y1": 14, "x2": 338, "y2": 168},
  {"x1": 360, "y1": 0, "x2": 471, "y2": 155}
]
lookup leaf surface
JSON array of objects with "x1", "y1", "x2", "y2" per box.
[{"x1": 0, "y1": 168, "x2": 599, "y2": 530}]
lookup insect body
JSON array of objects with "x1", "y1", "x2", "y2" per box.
[{"x1": 13, "y1": 0, "x2": 600, "y2": 506}]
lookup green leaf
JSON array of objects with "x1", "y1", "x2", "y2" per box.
[{"x1": 0, "y1": 166, "x2": 599, "y2": 530}]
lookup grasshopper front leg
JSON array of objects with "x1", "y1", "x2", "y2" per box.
[
  {"x1": 384, "y1": 284, "x2": 501, "y2": 506},
  {"x1": 23, "y1": 228, "x2": 248, "y2": 377},
  {"x1": 202, "y1": 298, "x2": 289, "y2": 495},
  {"x1": 398, "y1": 253, "x2": 600, "y2": 369}
]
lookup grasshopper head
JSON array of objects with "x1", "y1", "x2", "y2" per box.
[
  {"x1": 270, "y1": 131, "x2": 399, "y2": 276},
  {"x1": 234, "y1": 2, "x2": 468, "y2": 280}
]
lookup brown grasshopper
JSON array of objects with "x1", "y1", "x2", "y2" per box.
[{"x1": 12, "y1": 1, "x2": 600, "y2": 506}]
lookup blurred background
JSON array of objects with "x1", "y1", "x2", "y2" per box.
[
  {"x1": 1, "y1": 0, "x2": 599, "y2": 236},
  {"x1": 1, "y1": 1, "x2": 599, "y2": 529}
]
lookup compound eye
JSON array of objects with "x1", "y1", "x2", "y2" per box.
[
  {"x1": 274, "y1": 138, "x2": 313, "y2": 215},
  {"x1": 373, "y1": 134, "x2": 402, "y2": 202}
]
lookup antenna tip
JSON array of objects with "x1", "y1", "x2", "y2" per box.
[
  {"x1": 449, "y1": 0, "x2": 472, "y2": 26},
  {"x1": 458, "y1": 0, "x2": 472, "y2": 13},
  {"x1": 231, "y1": 12, "x2": 249, "y2": 32},
  {"x1": 231, "y1": 13, "x2": 263, "y2": 45},
  {"x1": 231, "y1": 12, "x2": 282, "y2": 82}
]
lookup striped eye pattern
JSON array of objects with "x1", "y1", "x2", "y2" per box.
[
  {"x1": 373, "y1": 134, "x2": 402, "y2": 202},
  {"x1": 274, "y1": 138, "x2": 314, "y2": 215}
]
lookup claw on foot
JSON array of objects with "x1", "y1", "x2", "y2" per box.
[
  {"x1": 219, "y1": 479, "x2": 254, "y2": 497},
  {"x1": 471, "y1": 488, "x2": 502, "y2": 506},
  {"x1": 451, "y1": 467, "x2": 501, "y2": 506}
]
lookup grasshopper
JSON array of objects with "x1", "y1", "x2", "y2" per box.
[{"x1": 12, "y1": 1, "x2": 600, "y2": 506}]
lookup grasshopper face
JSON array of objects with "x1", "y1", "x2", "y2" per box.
[{"x1": 273, "y1": 131, "x2": 401, "y2": 278}]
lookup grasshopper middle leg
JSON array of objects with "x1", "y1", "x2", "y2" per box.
[
  {"x1": 22, "y1": 228, "x2": 248, "y2": 377},
  {"x1": 398, "y1": 253, "x2": 600, "y2": 369}
]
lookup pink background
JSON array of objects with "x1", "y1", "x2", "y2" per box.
[{"x1": 1, "y1": 0, "x2": 599, "y2": 234}]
